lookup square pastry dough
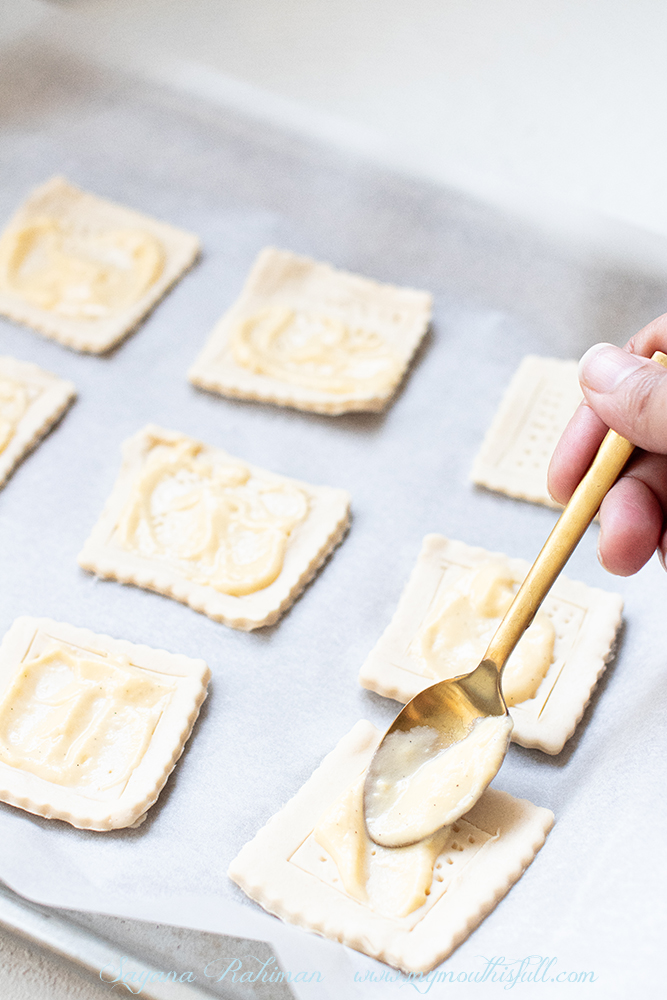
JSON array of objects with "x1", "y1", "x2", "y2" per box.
[
  {"x1": 78, "y1": 425, "x2": 351, "y2": 630},
  {"x1": 359, "y1": 536, "x2": 623, "y2": 755},
  {"x1": 229, "y1": 720, "x2": 554, "y2": 974},
  {"x1": 0, "y1": 177, "x2": 200, "y2": 353},
  {"x1": 0, "y1": 355, "x2": 75, "y2": 489},
  {"x1": 0, "y1": 617, "x2": 210, "y2": 830},
  {"x1": 188, "y1": 247, "x2": 432, "y2": 414},
  {"x1": 471, "y1": 356, "x2": 583, "y2": 508}
]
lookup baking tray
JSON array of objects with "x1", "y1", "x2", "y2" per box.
[{"x1": 1, "y1": 29, "x2": 667, "y2": 999}]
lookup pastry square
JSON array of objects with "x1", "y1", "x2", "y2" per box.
[
  {"x1": 471, "y1": 356, "x2": 583, "y2": 508},
  {"x1": 359, "y1": 536, "x2": 623, "y2": 755},
  {"x1": 188, "y1": 247, "x2": 432, "y2": 414},
  {"x1": 0, "y1": 617, "x2": 210, "y2": 830},
  {"x1": 0, "y1": 177, "x2": 200, "y2": 353},
  {"x1": 228, "y1": 720, "x2": 554, "y2": 974},
  {"x1": 78, "y1": 425, "x2": 351, "y2": 630},
  {"x1": 0, "y1": 355, "x2": 75, "y2": 489}
]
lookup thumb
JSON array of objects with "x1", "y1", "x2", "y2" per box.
[{"x1": 578, "y1": 343, "x2": 667, "y2": 454}]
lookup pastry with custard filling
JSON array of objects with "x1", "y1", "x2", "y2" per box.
[
  {"x1": 188, "y1": 247, "x2": 432, "y2": 414},
  {"x1": 359, "y1": 535, "x2": 623, "y2": 754},
  {"x1": 0, "y1": 617, "x2": 209, "y2": 830},
  {"x1": 78, "y1": 425, "x2": 351, "y2": 630},
  {"x1": 0, "y1": 177, "x2": 200, "y2": 353},
  {"x1": 0, "y1": 355, "x2": 75, "y2": 489},
  {"x1": 229, "y1": 720, "x2": 554, "y2": 973}
]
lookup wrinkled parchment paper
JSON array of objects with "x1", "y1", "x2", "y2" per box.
[{"x1": 1, "y1": 34, "x2": 667, "y2": 999}]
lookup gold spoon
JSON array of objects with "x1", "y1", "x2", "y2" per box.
[{"x1": 364, "y1": 350, "x2": 667, "y2": 848}]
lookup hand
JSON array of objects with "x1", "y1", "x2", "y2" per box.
[{"x1": 547, "y1": 314, "x2": 667, "y2": 576}]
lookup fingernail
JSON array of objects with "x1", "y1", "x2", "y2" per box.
[
  {"x1": 596, "y1": 530, "x2": 610, "y2": 572},
  {"x1": 578, "y1": 343, "x2": 646, "y2": 393}
]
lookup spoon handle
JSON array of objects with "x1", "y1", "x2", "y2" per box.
[{"x1": 484, "y1": 349, "x2": 667, "y2": 672}]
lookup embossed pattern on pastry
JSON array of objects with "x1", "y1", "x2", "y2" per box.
[
  {"x1": 228, "y1": 720, "x2": 554, "y2": 974},
  {"x1": 471, "y1": 356, "x2": 583, "y2": 508},
  {"x1": 0, "y1": 177, "x2": 200, "y2": 353},
  {"x1": 78, "y1": 425, "x2": 351, "y2": 630},
  {"x1": 0, "y1": 617, "x2": 209, "y2": 830},
  {"x1": 359, "y1": 535, "x2": 623, "y2": 754},
  {"x1": 188, "y1": 247, "x2": 432, "y2": 414}
]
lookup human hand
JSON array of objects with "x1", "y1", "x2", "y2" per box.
[{"x1": 547, "y1": 314, "x2": 667, "y2": 576}]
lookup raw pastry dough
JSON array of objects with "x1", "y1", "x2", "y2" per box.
[
  {"x1": 0, "y1": 177, "x2": 200, "y2": 353},
  {"x1": 0, "y1": 617, "x2": 210, "y2": 830},
  {"x1": 0, "y1": 355, "x2": 75, "y2": 489},
  {"x1": 314, "y1": 773, "x2": 452, "y2": 917},
  {"x1": 228, "y1": 720, "x2": 554, "y2": 974},
  {"x1": 359, "y1": 535, "x2": 623, "y2": 754},
  {"x1": 418, "y1": 559, "x2": 555, "y2": 707},
  {"x1": 471, "y1": 356, "x2": 583, "y2": 508},
  {"x1": 78, "y1": 425, "x2": 351, "y2": 630},
  {"x1": 188, "y1": 247, "x2": 432, "y2": 414}
]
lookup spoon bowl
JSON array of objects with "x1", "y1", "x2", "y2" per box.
[{"x1": 364, "y1": 659, "x2": 510, "y2": 847}]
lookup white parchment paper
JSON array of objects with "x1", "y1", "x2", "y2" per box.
[{"x1": 1, "y1": 34, "x2": 667, "y2": 999}]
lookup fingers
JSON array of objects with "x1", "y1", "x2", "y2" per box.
[
  {"x1": 626, "y1": 311, "x2": 667, "y2": 358},
  {"x1": 549, "y1": 325, "x2": 667, "y2": 577},
  {"x1": 549, "y1": 399, "x2": 667, "y2": 575},
  {"x1": 584, "y1": 450, "x2": 667, "y2": 575},
  {"x1": 597, "y1": 475, "x2": 663, "y2": 576},
  {"x1": 547, "y1": 400, "x2": 608, "y2": 505},
  {"x1": 548, "y1": 339, "x2": 667, "y2": 505},
  {"x1": 578, "y1": 343, "x2": 667, "y2": 453}
]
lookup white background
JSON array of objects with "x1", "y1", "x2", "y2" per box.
[{"x1": 5, "y1": 0, "x2": 667, "y2": 254}]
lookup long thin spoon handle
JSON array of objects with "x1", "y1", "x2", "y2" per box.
[{"x1": 485, "y1": 349, "x2": 667, "y2": 671}]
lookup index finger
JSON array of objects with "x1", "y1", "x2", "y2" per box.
[
  {"x1": 627, "y1": 312, "x2": 667, "y2": 359},
  {"x1": 547, "y1": 399, "x2": 608, "y2": 505}
]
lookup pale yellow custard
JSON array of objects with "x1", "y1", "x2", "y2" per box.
[
  {"x1": 363, "y1": 715, "x2": 513, "y2": 848},
  {"x1": 0, "y1": 356, "x2": 76, "y2": 491},
  {"x1": 0, "y1": 617, "x2": 209, "y2": 830},
  {"x1": 0, "y1": 376, "x2": 33, "y2": 454},
  {"x1": 419, "y1": 560, "x2": 555, "y2": 706},
  {"x1": 78, "y1": 426, "x2": 351, "y2": 630},
  {"x1": 230, "y1": 303, "x2": 403, "y2": 395},
  {"x1": 314, "y1": 774, "x2": 451, "y2": 918},
  {"x1": 0, "y1": 646, "x2": 173, "y2": 796},
  {"x1": 359, "y1": 536, "x2": 624, "y2": 754},
  {"x1": 315, "y1": 718, "x2": 512, "y2": 909},
  {"x1": 230, "y1": 721, "x2": 555, "y2": 972},
  {"x1": 189, "y1": 248, "x2": 432, "y2": 414},
  {"x1": 0, "y1": 217, "x2": 164, "y2": 320},
  {"x1": 115, "y1": 436, "x2": 309, "y2": 597}
]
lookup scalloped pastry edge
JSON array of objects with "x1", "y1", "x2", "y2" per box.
[
  {"x1": 188, "y1": 247, "x2": 432, "y2": 414},
  {"x1": 0, "y1": 177, "x2": 200, "y2": 354},
  {"x1": 77, "y1": 425, "x2": 351, "y2": 630},
  {"x1": 0, "y1": 616, "x2": 210, "y2": 830},
  {"x1": 228, "y1": 720, "x2": 554, "y2": 974},
  {"x1": 359, "y1": 535, "x2": 623, "y2": 754},
  {"x1": 0, "y1": 355, "x2": 76, "y2": 489}
]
